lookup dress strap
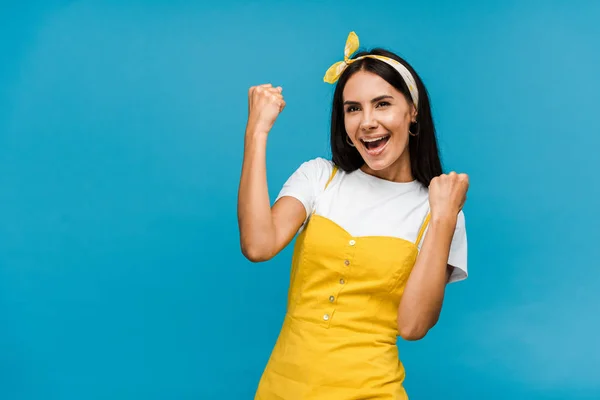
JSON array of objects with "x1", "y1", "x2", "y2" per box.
[
  {"x1": 310, "y1": 165, "x2": 338, "y2": 217},
  {"x1": 324, "y1": 165, "x2": 338, "y2": 190},
  {"x1": 415, "y1": 212, "x2": 430, "y2": 246}
]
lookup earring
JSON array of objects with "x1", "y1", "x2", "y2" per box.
[
  {"x1": 346, "y1": 135, "x2": 355, "y2": 147},
  {"x1": 409, "y1": 120, "x2": 420, "y2": 136}
]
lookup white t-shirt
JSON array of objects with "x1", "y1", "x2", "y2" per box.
[{"x1": 276, "y1": 157, "x2": 468, "y2": 284}]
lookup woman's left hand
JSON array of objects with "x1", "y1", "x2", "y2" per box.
[{"x1": 428, "y1": 172, "x2": 469, "y2": 221}]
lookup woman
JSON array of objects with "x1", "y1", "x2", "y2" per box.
[{"x1": 238, "y1": 31, "x2": 469, "y2": 400}]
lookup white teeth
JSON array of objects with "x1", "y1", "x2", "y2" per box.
[{"x1": 362, "y1": 135, "x2": 389, "y2": 143}]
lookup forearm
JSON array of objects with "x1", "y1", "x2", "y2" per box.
[
  {"x1": 237, "y1": 131, "x2": 275, "y2": 261},
  {"x1": 397, "y1": 215, "x2": 456, "y2": 340}
]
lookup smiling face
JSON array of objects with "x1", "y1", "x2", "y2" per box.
[{"x1": 342, "y1": 70, "x2": 417, "y2": 181}]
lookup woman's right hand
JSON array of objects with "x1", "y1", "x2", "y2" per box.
[{"x1": 246, "y1": 84, "x2": 286, "y2": 136}]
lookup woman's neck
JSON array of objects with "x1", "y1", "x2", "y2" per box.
[{"x1": 360, "y1": 152, "x2": 414, "y2": 183}]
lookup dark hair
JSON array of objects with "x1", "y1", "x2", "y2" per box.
[{"x1": 330, "y1": 48, "x2": 443, "y2": 187}]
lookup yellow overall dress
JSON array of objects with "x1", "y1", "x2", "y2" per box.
[{"x1": 255, "y1": 166, "x2": 430, "y2": 400}]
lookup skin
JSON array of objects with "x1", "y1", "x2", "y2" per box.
[
  {"x1": 343, "y1": 70, "x2": 416, "y2": 182},
  {"x1": 237, "y1": 73, "x2": 469, "y2": 341}
]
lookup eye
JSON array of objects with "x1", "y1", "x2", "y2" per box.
[
  {"x1": 376, "y1": 101, "x2": 391, "y2": 108},
  {"x1": 345, "y1": 105, "x2": 360, "y2": 113}
]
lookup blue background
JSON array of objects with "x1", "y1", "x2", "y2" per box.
[{"x1": 1, "y1": 1, "x2": 599, "y2": 399}]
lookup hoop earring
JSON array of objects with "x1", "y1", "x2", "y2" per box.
[
  {"x1": 409, "y1": 121, "x2": 420, "y2": 137},
  {"x1": 346, "y1": 135, "x2": 355, "y2": 147}
]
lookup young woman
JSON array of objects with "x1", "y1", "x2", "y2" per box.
[{"x1": 238, "y1": 31, "x2": 469, "y2": 400}]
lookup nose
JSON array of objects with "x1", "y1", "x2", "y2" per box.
[{"x1": 359, "y1": 111, "x2": 378, "y2": 131}]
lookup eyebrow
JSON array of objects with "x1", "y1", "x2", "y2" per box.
[{"x1": 343, "y1": 95, "x2": 394, "y2": 105}]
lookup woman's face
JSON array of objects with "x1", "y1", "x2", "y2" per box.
[{"x1": 342, "y1": 70, "x2": 416, "y2": 179}]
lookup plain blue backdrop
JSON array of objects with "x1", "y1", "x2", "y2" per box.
[{"x1": 1, "y1": 1, "x2": 599, "y2": 399}]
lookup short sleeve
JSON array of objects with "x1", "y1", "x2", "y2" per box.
[
  {"x1": 447, "y1": 210, "x2": 468, "y2": 283},
  {"x1": 275, "y1": 157, "x2": 334, "y2": 223},
  {"x1": 417, "y1": 210, "x2": 468, "y2": 283}
]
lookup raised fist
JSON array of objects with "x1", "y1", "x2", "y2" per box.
[
  {"x1": 246, "y1": 83, "x2": 286, "y2": 135},
  {"x1": 428, "y1": 172, "x2": 469, "y2": 220}
]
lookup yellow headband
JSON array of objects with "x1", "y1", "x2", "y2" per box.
[{"x1": 323, "y1": 31, "x2": 419, "y2": 108}]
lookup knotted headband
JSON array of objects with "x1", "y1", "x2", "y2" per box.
[{"x1": 323, "y1": 31, "x2": 419, "y2": 109}]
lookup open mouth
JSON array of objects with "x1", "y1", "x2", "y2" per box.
[{"x1": 360, "y1": 134, "x2": 390, "y2": 155}]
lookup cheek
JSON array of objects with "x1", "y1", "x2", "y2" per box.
[
  {"x1": 344, "y1": 114, "x2": 360, "y2": 135},
  {"x1": 381, "y1": 112, "x2": 409, "y2": 132}
]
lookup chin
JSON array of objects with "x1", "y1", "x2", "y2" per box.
[{"x1": 362, "y1": 158, "x2": 395, "y2": 172}]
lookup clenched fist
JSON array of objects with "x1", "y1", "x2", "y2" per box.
[
  {"x1": 428, "y1": 172, "x2": 469, "y2": 221},
  {"x1": 246, "y1": 83, "x2": 286, "y2": 136}
]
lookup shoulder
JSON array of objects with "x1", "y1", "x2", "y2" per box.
[
  {"x1": 291, "y1": 157, "x2": 337, "y2": 186},
  {"x1": 278, "y1": 157, "x2": 336, "y2": 196},
  {"x1": 277, "y1": 157, "x2": 337, "y2": 218},
  {"x1": 296, "y1": 157, "x2": 335, "y2": 176}
]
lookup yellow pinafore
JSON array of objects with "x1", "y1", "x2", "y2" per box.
[{"x1": 255, "y1": 166, "x2": 430, "y2": 400}]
